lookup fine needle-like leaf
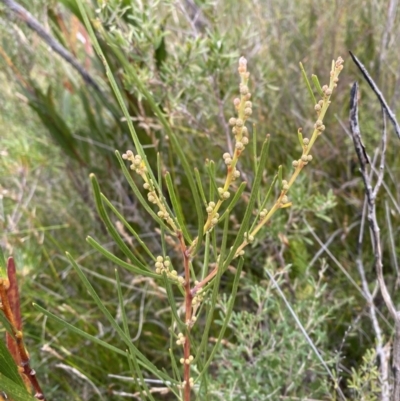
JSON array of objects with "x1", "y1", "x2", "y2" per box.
[
  {"x1": 165, "y1": 172, "x2": 192, "y2": 242},
  {"x1": 299, "y1": 62, "x2": 317, "y2": 106},
  {"x1": 116, "y1": 151, "x2": 172, "y2": 231},
  {"x1": 218, "y1": 181, "x2": 247, "y2": 222},
  {"x1": 312, "y1": 74, "x2": 324, "y2": 98},
  {"x1": 194, "y1": 168, "x2": 208, "y2": 207},
  {"x1": 101, "y1": 195, "x2": 155, "y2": 260},
  {"x1": 223, "y1": 136, "x2": 270, "y2": 266},
  {"x1": 90, "y1": 173, "x2": 149, "y2": 271},
  {"x1": 86, "y1": 236, "x2": 158, "y2": 278},
  {"x1": 65, "y1": 252, "x2": 172, "y2": 383},
  {"x1": 197, "y1": 256, "x2": 244, "y2": 381}
]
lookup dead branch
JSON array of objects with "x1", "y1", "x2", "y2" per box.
[
  {"x1": 0, "y1": 0, "x2": 102, "y2": 94},
  {"x1": 349, "y1": 81, "x2": 400, "y2": 401},
  {"x1": 349, "y1": 51, "x2": 400, "y2": 139}
]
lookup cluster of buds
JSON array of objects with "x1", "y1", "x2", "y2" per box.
[
  {"x1": 259, "y1": 208, "x2": 268, "y2": 219},
  {"x1": 192, "y1": 290, "x2": 204, "y2": 306},
  {"x1": 180, "y1": 355, "x2": 194, "y2": 365},
  {"x1": 178, "y1": 377, "x2": 194, "y2": 389},
  {"x1": 206, "y1": 201, "x2": 216, "y2": 214},
  {"x1": 243, "y1": 231, "x2": 254, "y2": 243},
  {"x1": 229, "y1": 57, "x2": 253, "y2": 154},
  {"x1": 292, "y1": 154, "x2": 312, "y2": 168},
  {"x1": 176, "y1": 332, "x2": 185, "y2": 346},
  {"x1": 122, "y1": 151, "x2": 147, "y2": 175},
  {"x1": 217, "y1": 187, "x2": 230, "y2": 200},
  {"x1": 123, "y1": 150, "x2": 178, "y2": 230},
  {"x1": 155, "y1": 256, "x2": 184, "y2": 285},
  {"x1": 314, "y1": 119, "x2": 325, "y2": 133},
  {"x1": 281, "y1": 180, "x2": 289, "y2": 191},
  {"x1": 281, "y1": 195, "x2": 289, "y2": 205}
]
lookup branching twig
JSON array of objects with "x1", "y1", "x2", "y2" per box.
[
  {"x1": 349, "y1": 81, "x2": 400, "y2": 401},
  {"x1": 0, "y1": 0, "x2": 102, "y2": 94},
  {"x1": 349, "y1": 51, "x2": 400, "y2": 139}
]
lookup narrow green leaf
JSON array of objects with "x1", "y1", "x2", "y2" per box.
[
  {"x1": 201, "y1": 232, "x2": 211, "y2": 280},
  {"x1": 169, "y1": 347, "x2": 181, "y2": 384},
  {"x1": 194, "y1": 168, "x2": 208, "y2": 207},
  {"x1": 218, "y1": 181, "x2": 247, "y2": 222},
  {"x1": 197, "y1": 257, "x2": 244, "y2": 379},
  {"x1": 101, "y1": 195, "x2": 154, "y2": 261},
  {"x1": 0, "y1": 372, "x2": 37, "y2": 401},
  {"x1": 102, "y1": 33, "x2": 204, "y2": 236},
  {"x1": 206, "y1": 160, "x2": 218, "y2": 201},
  {"x1": 298, "y1": 128, "x2": 304, "y2": 147},
  {"x1": 165, "y1": 172, "x2": 191, "y2": 243},
  {"x1": 277, "y1": 165, "x2": 283, "y2": 188},
  {"x1": 0, "y1": 339, "x2": 24, "y2": 387},
  {"x1": 194, "y1": 216, "x2": 229, "y2": 365},
  {"x1": 312, "y1": 74, "x2": 324, "y2": 98},
  {"x1": 65, "y1": 252, "x2": 172, "y2": 382},
  {"x1": 33, "y1": 303, "x2": 126, "y2": 357},
  {"x1": 248, "y1": 173, "x2": 278, "y2": 234},
  {"x1": 90, "y1": 174, "x2": 149, "y2": 271},
  {"x1": 299, "y1": 62, "x2": 317, "y2": 106},
  {"x1": 115, "y1": 151, "x2": 170, "y2": 232},
  {"x1": 86, "y1": 236, "x2": 158, "y2": 279},
  {"x1": 116, "y1": 273, "x2": 157, "y2": 401},
  {"x1": 162, "y1": 274, "x2": 185, "y2": 332},
  {"x1": 115, "y1": 269, "x2": 130, "y2": 338},
  {"x1": 223, "y1": 136, "x2": 270, "y2": 267}
]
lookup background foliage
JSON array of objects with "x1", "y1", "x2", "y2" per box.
[{"x1": 0, "y1": 0, "x2": 400, "y2": 399}]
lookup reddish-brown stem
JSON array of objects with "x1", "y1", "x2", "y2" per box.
[
  {"x1": 191, "y1": 267, "x2": 218, "y2": 297},
  {"x1": 178, "y1": 232, "x2": 192, "y2": 401},
  {"x1": 0, "y1": 258, "x2": 46, "y2": 400}
]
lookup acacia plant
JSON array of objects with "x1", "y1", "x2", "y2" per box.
[
  {"x1": 0, "y1": 4, "x2": 344, "y2": 400},
  {"x1": 30, "y1": 7, "x2": 344, "y2": 394}
]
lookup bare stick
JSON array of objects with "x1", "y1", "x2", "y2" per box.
[
  {"x1": 357, "y1": 199, "x2": 389, "y2": 401},
  {"x1": 349, "y1": 81, "x2": 400, "y2": 401},
  {"x1": 0, "y1": 0, "x2": 102, "y2": 94},
  {"x1": 349, "y1": 51, "x2": 400, "y2": 139}
]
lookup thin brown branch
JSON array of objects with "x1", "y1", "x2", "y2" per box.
[
  {"x1": 178, "y1": 232, "x2": 192, "y2": 401},
  {"x1": 0, "y1": 0, "x2": 102, "y2": 94},
  {"x1": 349, "y1": 81, "x2": 400, "y2": 401},
  {"x1": 349, "y1": 51, "x2": 400, "y2": 139},
  {"x1": 357, "y1": 200, "x2": 389, "y2": 401},
  {"x1": 349, "y1": 81, "x2": 396, "y2": 319}
]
